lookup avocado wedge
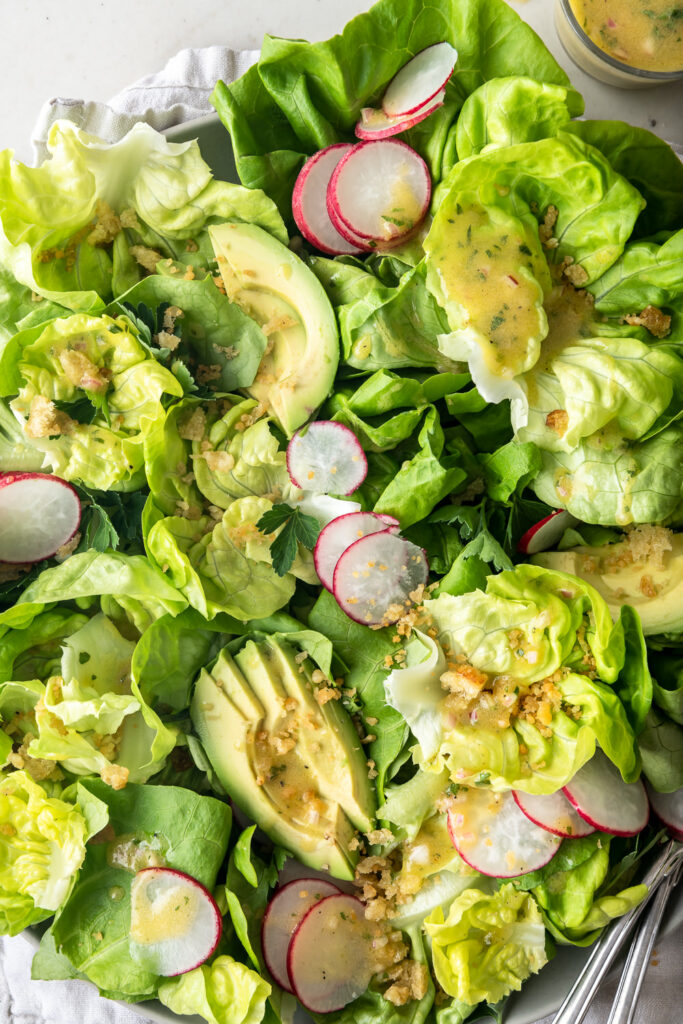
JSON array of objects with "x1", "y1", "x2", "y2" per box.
[
  {"x1": 191, "y1": 637, "x2": 376, "y2": 879},
  {"x1": 209, "y1": 222, "x2": 339, "y2": 435}
]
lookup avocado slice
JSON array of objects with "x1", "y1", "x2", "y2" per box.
[
  {"x1": 532, "y1": 532, "x2": 683, "y2": 637},
  {"x1": 191, "y1": 637, "x2": 376, "y2": 879},
  {"x1": 209, "y1": 223, "x2": 339, "y2": 435}
]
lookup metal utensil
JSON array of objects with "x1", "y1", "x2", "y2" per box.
[
  {"x1": 551, "y1": 839, "x2": 683, "y2": 1024},
  {"x1": 605, "y1": 853, "x2": 683, "y2": 1024}
]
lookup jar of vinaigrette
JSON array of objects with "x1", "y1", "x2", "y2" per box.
[{"x1": 555, "y1": 0, "x2": 683, "y2": 86}]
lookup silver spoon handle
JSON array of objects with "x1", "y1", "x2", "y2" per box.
[
  {"x1": 605, "y1": 856, "x2": 683, "y2": 1024},
  {"x1": 551, "y1": 840, "x2": 683, "y2": 1024}
]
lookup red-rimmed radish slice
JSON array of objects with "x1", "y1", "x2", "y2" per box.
[
  {"x1": 261, "y1": 877, "x2": 341, "y2": 992},
  {"x1": 129, "y1": 867, "x2": 222, "y2": 976},
  {"x1": 287, "y1": 894, "x2": 374, "y2": 1013},
  {"x1": 333, "y1": 531, "x2": 428, "y2": 627},
  {"x1": 290, "y1": 492, "x2": 362, "y2": 529},
  {"x1": 645, "y1": 782, "x2": 683, "y2": 841},
  {"x1": 447, "y1": 789, "x2": 561, "y2": 878},
  {"x1": 327, "y1": 140, "x2": 431, "y2": 246},
  {"x1": 382, "y1": 43, "x2": 457, "y2": 117},
  {"x1": 287, "y1": 421, "x2": 367, "y2": 496},
  {"x1": 513, "y1": 789, "x2": 595, "y2": 839},
  {"x1": 563, "y1": 750, "x2": 649, "y2": 837},
  {"x1": 292, "y1": 145, "x2": 364, "y2": 256},
  {"x1": 355, "y1": 89, "x2": 445, "y2": 140},
  {"x1": 314, "y1": 511, "x2": 400, "y2": 592},
  {"x1": 517, "y1": 510, "x2": 578, "y2": 555},
  {"x1": 0, "y1": 473, "x2": 80, "y2": 564}
]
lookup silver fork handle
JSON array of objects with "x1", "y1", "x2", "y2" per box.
[
  {"x1": 605, "y1": 856, "x2": 683, "y2": 1024},
  {"x1": 551, "y1": 840, "x2": 683, "y2": 1024}
]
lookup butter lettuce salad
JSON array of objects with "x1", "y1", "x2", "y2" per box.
[{"x1": 0, "y1": 1, "x2": 681, "y2": 1023}]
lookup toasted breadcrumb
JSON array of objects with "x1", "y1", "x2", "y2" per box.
[
  {"x1": 129, "y1": 245, "x2": 163, "y2": 273},
  {"x1": 58, "y1": 349, "x2": 110, "y2": 391},
  {"x1": 101, "y1": 763, "x2": 130, "y2": 790},
  {"x1": 25, "y1": 396, "x2": 75, "y2": 437},
  {"x1": 86, "y1": 200, "x2": 121, "y2": 246},
  {"x1": 545, "y1": 409, "x2": 569, "y2": 436},
  {"x1": 624, "y1": 305, "x2": 671, "y2": 339}
]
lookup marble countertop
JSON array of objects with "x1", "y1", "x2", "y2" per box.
[{"x1": 1, "y1": 0, "x2": 682, "y2": 162}]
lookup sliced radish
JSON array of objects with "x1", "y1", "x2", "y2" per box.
[
  {"x1": 327, "y1": 140, "x2": 431, "y2": 246},
  {"x1": 332, "y1": 531, "x2": 428, "y2": 627},
  {"x1": 645, "y1": 783, "x2": 683, "y2": 842},
  {"x1": 314, "y1": 511, "x2": 400, "y2": 592},
  {"x1": 129, "y1": 867, "x2": 222, "y2": 976},
  {"x1": 292, "y1": 145, "x2": 364, "y2": 256},
  {"x1": 287, "y1": 894, "x2": 374, "y2": 1013},
  {"x1": 382, "y1": 43, "x2": 457, "y2": 118},
  {"x1": 290, "y1": 492, "x2": 362, "y2": 529},
  {"x1": 517, "y1": 510, "x2": 578, "y2": 555},
  {"x1": 513, "y1": 789, "x2": 595, "y2": 839},
  {"x1": 287, "y1": 421, "x2": 367, "y2": 496},
  {"x1": 355, "y1": 90, "x2": 445, "y2": 140},
  {"x1": 447, "y1": 789, "x2": 561, "y2": 878},
  {"x1": 0, "y1": 472, "x2": 80, "y2": 564},
  {"x1": 563, "y1": 749, "x2": 649, "y2": 837},
  {"x1": 261, "y1": 878, "x2": 341, "y2": 992}
]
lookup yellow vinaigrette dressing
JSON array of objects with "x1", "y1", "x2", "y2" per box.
[{"x1": 569, "y1": 0, "x2": 683, "y2": 71}]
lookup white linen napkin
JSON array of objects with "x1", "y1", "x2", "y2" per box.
[{"x1": 1, "y1": 42, "x2": 681, "y2": 1024}]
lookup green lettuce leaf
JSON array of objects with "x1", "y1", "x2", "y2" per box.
[
  {"x1": 424, "y1": 884, "x2": 547, "y2": 1004},
  {"x1": 0, "y1": 550, "x2": 186, "y2": 632},
  {"x1": 588, "y1": 228, "x2": 683, "y2": 342},
  {"x1": 391, "y1": 564, "x2": 646, "y2": 792},
  {"x1": 0, "y1": 770, "x2": 89, "y2": 935},
  {"x1": 531, "y1": 423, "x2": 683, "y2": 526},
  {"x1": 456, "y1": 77, "x2": 583, "y2": 158},
  {"x1": 560, "y1": 122, "x2": 683, "y2": 237},
  {"x1": 512, "y1": 832, "x2": 647, "y2": 945},
  {"x1": 158, "y1": 955, "x2": 270, "y2": 1024},
  {"x1": 43, "y1": 779, "x2": 231, "y2": 999},
  {"x1": 146, "y1": 496, "x2": 313, "y2": 621},
  {"x1": 0, "y1": 119, "x2": 286, "y2": 311},
  {"x1": 0, "y1": 311, "x2": 183, "y2": 491},
  {"x1": 311, "y1": 257, "x2": 456, "y2": 373},
  {"x1": 212, "y1": 0, "x2": 570, "y2": 220}
]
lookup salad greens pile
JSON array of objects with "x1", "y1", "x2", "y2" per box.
[{"x1": 0, "y1": 0, "x2": 681, "y2": 1023}]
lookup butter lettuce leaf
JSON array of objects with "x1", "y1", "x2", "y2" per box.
[
  {"x1": 0, "y1": 771, "x2": 89, "y2": 935},
  {"x1": 0, "y1": 120, "x2": 286, "y2": 312},
  {"x1": 531, "y1": 424, "x2": 683, "y2": 526},
  {"x1": 43, "y1": 779, "x2": 231, "y2": 999},
  {"x1": 158, "y1": 955, "x2": 270, "y2": 1024},
  {"x1": 212, "y1": 0, "x2": 571, "y2": 219},
  {"x1": 146, "y1": 496, "x2": 313, "y2": 621},
  {"x1": 456, "y1": 77, "x2": 583, "y2": 159},
  {"x1": 425, "y1": 885, "x2": 547, "y2": 1005}
]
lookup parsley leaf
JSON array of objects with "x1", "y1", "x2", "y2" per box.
[{"x1": 256, "y1": 503, "x2": 320, "y2": 577}]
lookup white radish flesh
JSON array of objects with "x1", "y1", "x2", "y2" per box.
[
  {"x1": 261, "y1": 878, "x2": 341, "y2": 992},
  {"x1": 129, "y1": 867, "x2": 222, "y2": 976},
  {"x1": 517, "y1": 510, "x2": 577, "y2": 555},
  {"x1": 355, "y1": 90, "x2": 445, "y2": 140},
  {"x1": 327, "y1": 140, "x2": 431, "y2": 245},
  {"x1": 333, "y1": 531, "x2": 428, "y2": 626},
  {"x1": 314, "y1": 511, "x2": 400, "y2": 592},
  {"x1": 447, "y1": 789, "x2": 561, "y2": 877},
  {"x1": 287, "y1": 894, "x2": 374, "y2": 1013},
  {"x1": 646, "y1": 782, "x2": 683, "y2": 841},
  {"x1": 563, "y1": 749, "x2": 649, "y2": 836},
  {"x1": 382, "y1": 43, "x2": 457, "y2": 117},
  {"x1": 290, "y1": 492, "x2": 362, "y2": 529},
  {"x1": 287, "y1": 421, "x2": 367, "y2": 495},
  {"x1": 292, "y1": 145, "x2": 364, "y2": 255},
  {"x1": 0, "y1": 473, "x2": 80, "y2": 564},
  {"x1": 513, "y1": 789, "x2": 595, "y2": 839}
]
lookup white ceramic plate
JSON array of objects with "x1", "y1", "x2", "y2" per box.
[{"x1": 21, "y1": 111, "x2": 683, "y2": 1024}]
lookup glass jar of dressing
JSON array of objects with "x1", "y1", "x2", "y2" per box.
[{"x1": 555, "y1": 0, "x2": 683, "y2": 87}]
